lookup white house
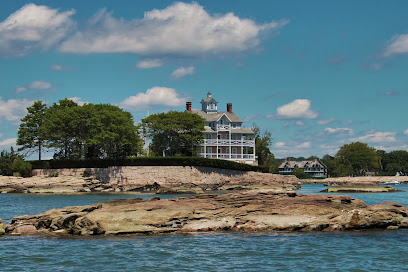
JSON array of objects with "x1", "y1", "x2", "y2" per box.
[{"x1": 186, "y1": 92, "x2": 256, "y2": 164}]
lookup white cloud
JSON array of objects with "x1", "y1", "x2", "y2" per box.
[
  {"x1": 68, "y1": 97, "x2": 89, "y2": 106},
  {"x1": 275, "y1": 99, "x2": 318, "y2": 119},
  {"x1": 317, "y1": 118, "x2": 336, "y2": 125},
  {"x1": 59, "y1": 2, "x2": 288, "y2": 56},
  {"x1": 50, "y1": 64, "x2": 72, "y2": 71},
  {"x1": 119, "y1": 86, "x2": 186, "y2": 111},
  {"x1": 296, "y1": 142, "x2": 311, "y2": 149},
  {"x1": 0, "y1": 138, "x2": 17, "y2": 147},
  {"x1": 16, "y1": 80, "x2": 53, "y2": 94},
  {"x1": 275, "y1": 142, "x2": 286, "y2": 148},
  {"x1": 324, "y1": 127, "x2": 354, "y2": 136},
  {"x1": 295, "y1": 120, "x2": 304, "y2": 126},
  {"x1": 136, "y1": 59, "x2": 164, "y2": 69},
  {"x1": 350, "y1": 131, "x2": 397, "y2": 143},
  {"x1": 0, "y1": 3, "x2": 75, "y2": 57},
  {"x1": 404, "y1": 129, "x2": 408, "y2": 135},
  {"x1": 383, "y1": 34, "x2": 408, "y2": 57},
  {"x1": 170, "y1": 66, "x2": 195, "y2": 79},
  {"x1": 0, "y1": 97, "x2": 33, "y2": 123}
]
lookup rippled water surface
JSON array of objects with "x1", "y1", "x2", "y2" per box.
[{"x1": 1, "y1": 185, "x2": 408, "y2": 271}]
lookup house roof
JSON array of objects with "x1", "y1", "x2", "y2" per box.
[
  {"x1": 278, "y1": 160, "x2": 327, "y2": 169},
  {"x1": 191, "y1": 110, "x2": 242, "y2": 122},
  {"x1": 201, "y1": 97, "x2": 218, "y2": 103}
]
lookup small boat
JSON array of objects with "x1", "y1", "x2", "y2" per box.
[{"x1": 384, "y1": 180, "x2": 400, "y2": 185}]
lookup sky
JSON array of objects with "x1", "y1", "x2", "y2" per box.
[{"x1": 1, "y1": 0, "x2": 408, "y2": 159}]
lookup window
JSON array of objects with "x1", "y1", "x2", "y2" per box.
[
  {"x1": 232, "y1": 123, "x2": 237, "y2": 128},
  {"x1": 208, "y1": 147, "x2": 212, "y2": 154},
  {"x1": 220, "y1": 119, "x2": 224, "y2": 125},
  {"x1": 231, "y1": 134, "x2": 237, "y2": 140},
  {"x1": 226, "y1": 148, "x2": 230, "y2": 154},
  {"x1": 201, "y1": 147, "x2": 204, "y2": 153},
  {"x1": 232, "y1": 148, "x2": 237, "y2": 154}
]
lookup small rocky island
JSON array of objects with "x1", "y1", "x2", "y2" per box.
[
  {"x1": 320, "y1": 183, "x2": 404, "y2": 193},
  {"x1": 3, "y1": 189, "x2": 408, "y2": 236}
]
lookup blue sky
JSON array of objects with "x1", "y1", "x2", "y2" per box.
[{"x1": 1, "y1": 0, "x2": 408, "y2": 159}]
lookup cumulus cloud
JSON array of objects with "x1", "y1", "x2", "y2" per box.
[
  {"x1": 317, "y1": 118, "x2": 336, "y2": 125},
  {"x1": 383, "y1": 34, "x2": 408, "y2": 57},
  {"x1": 0, "y1": 138, "x2": 17, "y2": 147},
  {"x1": 0, "y1": 3, "x2": 75, "y2": 57},
  {"x1": 404, "y1": 129, "x2": 408, "y2": 135},
  {"x1": 50, "y1": 64, "x2": 72, "y2": 71},
  {"x1": 119, "y1": 86, "x2": 186, "y2": 111},
  {"x1": 16, "y1": 80, "x2": 53, "y2": 94},
  {"x1": 170, "y1": 66, "x2": 195, "y2": 79},
  {"x1": 350, "y1": 131, "x2": 396, "y2": 143},
  {"x1": 136, "y1": 59, "x2": 164, "y2": 69},
  {"x1": 68, "y1": 97, "x2": 89, "y2": 106},
  {"x1": 275, "y1": 142, "x2": 286, "y2": 148},
  {"x1": 0, "y1": 97, "x2": 33, "y2": 123},
  {"x1": 295, "y1": 120, "x2": 304, "y2": 126},
  {"x1": 59, "y1": 2, "x2": 288, "y2": 56},
  {"x1": 296, "y1": 141, "x2": 311, "y2": 149},
  {"x1": 273, "y1": 99, "x2": 318, "y2": 119},
  {"x1": 324, "y1": 127, "x2": 354, "y2": 136}
]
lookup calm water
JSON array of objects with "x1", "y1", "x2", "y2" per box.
[{"x1": 1, "y1": 185, "x2": 408, "y2": 271}]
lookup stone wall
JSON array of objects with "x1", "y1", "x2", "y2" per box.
[{"x1": 32, "y1": 166, "x2": 299, "y2": 189}]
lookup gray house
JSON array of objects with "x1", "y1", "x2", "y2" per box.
[{"x1": 279, "y1": 159, "x2": 327, "y2": 178}]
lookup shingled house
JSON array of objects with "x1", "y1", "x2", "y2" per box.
[
  {"x1": 186, "y1": 92, "x2": 256, "y2": 164},
  {"x1": 279, "y1": 159, "x2": 327, "y2": 178}
]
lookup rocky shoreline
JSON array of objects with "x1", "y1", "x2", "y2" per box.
[
  {"x1": 2, "y1": 189, "x2": 408, "y2": 236},
  {"x1": 0, "y1": 168, "x2": 300, "y2": 194}
]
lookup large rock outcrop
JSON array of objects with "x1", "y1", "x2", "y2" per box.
[
  {"x1": 1, "y1": 166, "x2": 300, "y2": 194},
  {"x1": 5, "y1": 190, "x2": 408, "y2": 236}
]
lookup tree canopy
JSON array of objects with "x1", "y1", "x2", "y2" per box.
[
  {"x1": 252, "y1": 124, "x2": 277, "y2": 172},
  {"x1": 142, "y1": 111, "x2": 205, "y2": 156},
  {"x1": 17, "y1": 100, "x2": 48, "y2": 160},
  {"x1": 17, "y1": 99, "x2": 143, "y2": 160},
  {"x1": 333, "y1": 142, "x2": 381, "y2": 177}
]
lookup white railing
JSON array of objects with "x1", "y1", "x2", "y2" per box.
[
  {"x1": 217, "y1": 124, "x2": 230, "y2": 130},
  {"x1": 203, "y1": 139, "x2": 255, "y2": 146},
  {"x1": 197, "y1": 153, "x2": 255, "y2": 160}
]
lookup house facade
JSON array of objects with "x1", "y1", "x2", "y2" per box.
[
  {"x1": 186, "y1": 92, "x2": 256, "y2": 164},
  {"x1": 278, "y1": 160, "x2": 327, "y2": 178}
]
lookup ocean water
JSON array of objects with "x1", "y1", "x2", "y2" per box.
[{"x1": 1, "y1": 185, "x2": 408, "y2": 271}]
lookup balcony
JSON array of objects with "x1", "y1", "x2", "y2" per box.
[
  {"x1": 203, "y1": 139, "x2": 255, "y2": 146},
  {"x1": 216, "y1": 124, "x2": 230, "y2": 131},
  {"x1": 197, "y1": 153, "x2": 255, "y2": 160}
]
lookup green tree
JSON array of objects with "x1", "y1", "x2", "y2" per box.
[
  {"x1": 42, "y1": 99, "x2": 142, "y2": 159},
  {"x1": 321, "y1": 154, "x2": 335, "y2": 177},
  {"x1": 0, "y1": 148, "x2": 32, "y2": 177},
  {"x1": 42, "y1": 98, "x2": 79, "y2": 159},
  {"x1": 87, "y1": 104, "x2": 143, "y2": 158},
  {"x1": 252, "y1": 124, "x2": 277, "y2": 172},
  {"x1": 17, "y1": 101, "x2": 48, "y2": 160},
  {"x1": 333, "y1": 142, "x2": 381, "y2": 177},
  {"x1": 292, "y1": 168, "x2": 309, "y2": 179},
  {"x1": 142, "y1": 111, "x2": 205, "y2": 156},
  {"x1": 379, "y1": 150, "x2": 408, "y2": 175}
]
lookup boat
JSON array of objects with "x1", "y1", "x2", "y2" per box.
[{"x1": 383, "y1": 180, "x2": 400, "y2": 185}]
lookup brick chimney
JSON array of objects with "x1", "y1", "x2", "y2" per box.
[
  {"x1": 186, "y1": 102, "x2": 192, "y2": 111},
  {"x1": 227, "y1": 103, "x2": 232, "y2": 113}
]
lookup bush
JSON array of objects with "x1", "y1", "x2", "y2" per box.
[
  {"x1": 30, "y1": 157, "x2": 269, "y2": 173},
  {"x1": 292, "y1": 168, "x2": 309, "y2": 179},
  {"x1": 12, "y1": 157, "x2": 32, "y2": 177}
]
